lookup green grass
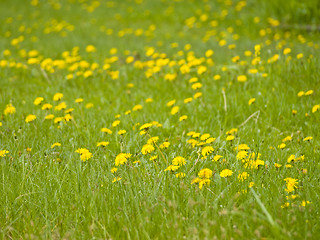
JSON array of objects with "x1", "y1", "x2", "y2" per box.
[{"x1": 0, "y1": 0, "x2": 320, "y2": 239}]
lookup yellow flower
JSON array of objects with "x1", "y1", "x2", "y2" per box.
[
  {"x1": 312, "y1": 105, "x2": 319, "y2": 113},
  {"x1": 287, "y1": 154, "x2": 295, "y2": 163},
  {"x1": 101, "y1": 128, "x2": 112, "y2": 134},
  {"x1": 147, "y1": 136, "x2": 159, "y2": 145},
  {"x1": 97, "y1": 141, "x2": 109, "y2": 147},
  {"x1": 237, "y1": 75, "x2": 247, "y2": 82},
  {"x1": 220, "y1": 169, "x2": 233, "y2": 178},
  {"x1": 132, "y1": 104, "x2": 143, "y2": 111},
  {"x1": 65, "y1": 108, "x2": 74, "y2": 114},
  {"x1": 164, "y1": 165, "x2": 180, "y2": 172},
  {"x1": 303, "y1": 136, "x2": 312, "y2": 141},
  {"x1": 213, "y1": 74, "x2": 221, "y2": 81},
  {"x1": 112, "y1": 177, "x2": 122, "y2": 183},
  {"x1": 4, "y1": 103, "x2": 16, "y2": 115},
  {"x1": 206, "y1": 137, "x2": 216, "y2": 143},
  {"x1": 75, "y1": 98, "x2": 83, "y2": 103},
  {"x1": 83, "y1": 70, "x2": 93, "y2": 78},
  {"x1": 201, "y1": 146, "x2": 214, "y2": 157},
  {"x1": 167, "y1": 99, "x2": 176, "y2": 107},
  {"x1": 296, "y1": 53, "x2": 303, "y2": 59},
  {"x1": 248, "y1": 98, "x2": 256, "y2": 105},
  {"x1": 305, "y1": 90, "x2": 313, "y2": 96},
  {"x1": 184, "y1": 98, "x2": 192, "y2": 104},
  {"x1": 197, "y1": 65, "x2": 207, "y2": 75},
  {"x1": 238, "y1": 172, "x2": 249, "y2": 181},
  {"x1": 110, "y1": 167, "x2": 117, "y2": 173},
  {"x1": 213, "y1": 155, "x2": 223, "y2": 162},
  {"x1": 126, "y1": 56, "x2": 134, "y2": 64},
  {"x1": 85, "y1": 103, "x2": 94, "y2": 109},
  {"x1": 172, "y1": 156, "x2": 186, "y2": 166},
  {"x1": 75, "y1": 148, "x2": 92, "y2": 162},
  {"x1": 192, "y1": 132, "x2": 200, "y2": 138},
  {"x1": 0, "y1": 150, "x2": 9, "y2": 157},
  {"x1": 226, "y1": 135, "x2": 235, "y2": 141},
  {"x1": 64, "y1": 114, "x2": 72, "y2": 122},
  {"x1": 141, "y1": 144, "x2": 155, "y2": 155},
  {"x1": 249, "y1": 182, "x2": 255, "y2": 188},
  {"x1": 149, "y1": 155, "x2": 158, "y2": 161},
  {"x1": 301, "y1": 201, "x2": 311, "y2": 207},
  {"x1": 179, "y1": 115, "x2": 188, "y2": 121},
  {"x1": 115, "y1": 153, "x2": 131, "y2": 166},
  {"x1": 278, "y1": 143, "x2": 286, "y2": 149},
  {"x1": 199, "y1": 179, "x2": 210, "y2": 189},
  {"x1": 42, "y1": 103, "x2": 52, "y2": 110},
  {"x1": 189, "y1": 77, "x2": 198, "y2": 83},
  {"x1": 51, "y1": 142, "x2": 61, "y2": 148},
  {"x1": 160, "y1": 141, "x2": 170, "y2": 149},
  {"x1": 200, "y1": 133, "x2": 210, "y2": 141},
  {"x1": 164, "y1": 73, "x2": 177, "y2": 81},
  {"x1": 284, "y1": 178, "x2": 298, "y2": 193},
  {"x1": 274, "y1": 163, "x2": 282, "y2": 168},
  {"x1": 54, "y1": 102, "x2": 67, "y2": 111},
  {"x1": 226, "y1": 128, "x2": 238, "y2": 135},
  {"x1": 297, "y1": 91, "x2": 305, "y2": 97},
  {"x1": 176, "y1": 172, "x2": 186, "y2": 178},
  {"x1": 282, "y1": 136, "x2": 292, "y2": 142},
  {"x1": 112, "y1": 120, "x2": 120, "y2": 127},
  {"x1": 25, "y1": 114, "x2": 36, "y2": 123},
  {"x1": 194, "y1": 92, "x2": 202, "y2": 99},
  {"x1": 283, "y1": 48, "x2": 291, "y2": 55},
  {"x1": 33, "y1": 97, "x2": 44, "y2": 105},
  {"x1": 86, "y1": 45, "x2": 96, "y2": 53},
  {"x1": 45, "y1": 114, "x2": 55, "y2": 120},
  {"x1": 198, "y1": 168, "x2": 212, "y2": 179},
  {"x1": 170, "y1": 106, "x2": 179, "y2": 115},
  {"x1": 140, "y1": 123, "x2": 152, "y2": 131},
  {"x1": 198, "y1": 168, "x2": 212, "y2": 180},
  {"x1": 191, "y1": 82, "x2": 202, "y2": 90},
  {"x1": 0, "y1": 122, "x2": 2, "y2": 127},
  {"x1": 54, "y1": 117, "x2": 64, "y2": 124},
  {"x1": 236, "y1": 151, "x2": 248, "y2": 160},
  {"x1": 118, "y1": 129, "x2": 126, "y2": 135},
  {"x1": 53, "y1": 93, "x2": 63, "y2": 101},
  {"x1": 191, "y1": 177, "x2": 201, "y2": 184},
  {"x1": 205, "y1": 49, "x2": 214, "y2": 57}
]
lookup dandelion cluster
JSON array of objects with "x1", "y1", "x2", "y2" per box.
[{"x1": 0, "y1": 0, "x2": 318, "y2": 238}]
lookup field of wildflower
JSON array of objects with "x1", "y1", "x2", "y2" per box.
[{"x1": 1, "y1": 0, "x2": 320, "y2": 239}]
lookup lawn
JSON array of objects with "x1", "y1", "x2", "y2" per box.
[{"x1": 0, "y1": 0, "x2": 320, "y2": 239}]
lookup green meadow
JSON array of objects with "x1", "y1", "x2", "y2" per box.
[{"x1": 0, "y1": 0, "x2": 320, "y2": 239}]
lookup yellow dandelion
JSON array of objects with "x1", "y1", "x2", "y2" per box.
[
  {"x1": 248, "y1": 98, "x2": 256, "y2": 105},
  {"x1": 237, "y1": 75, "x2": 247, "y2": 82},
  {"x1": 97, "y1": 141, "x2": 109, "y2": 147},
  {"x1": 33, "y1": 97, "x2": 44, "y2": 105},
  {"x1": 172, "y1": 156, "x2": 186, "y2": 166},
  {"x1": 220, "y1": 169, "x2": 233, "y2": 178},
  {"x1": 170, "y1": 106, "x2": 179, "y2": 115},
  {"x1": 51, "y1": 142, "x2": 61, "y2": 148},
  {"x1": 118, "y1": 129, "x2": 126, "y2": 135},
  {"x1": 4, "y1": 103, "x2": 16, "y2": 115},
  {"x1": 53, "y1": 93, "x2": 63, "y2": 101},
  {"x1": 25, "y1": 114, "x2": 36, "y2": 123}
]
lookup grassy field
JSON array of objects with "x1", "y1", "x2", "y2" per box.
[{"x1": 0, "y1": 0, "x2": 320, "y2": 239}]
